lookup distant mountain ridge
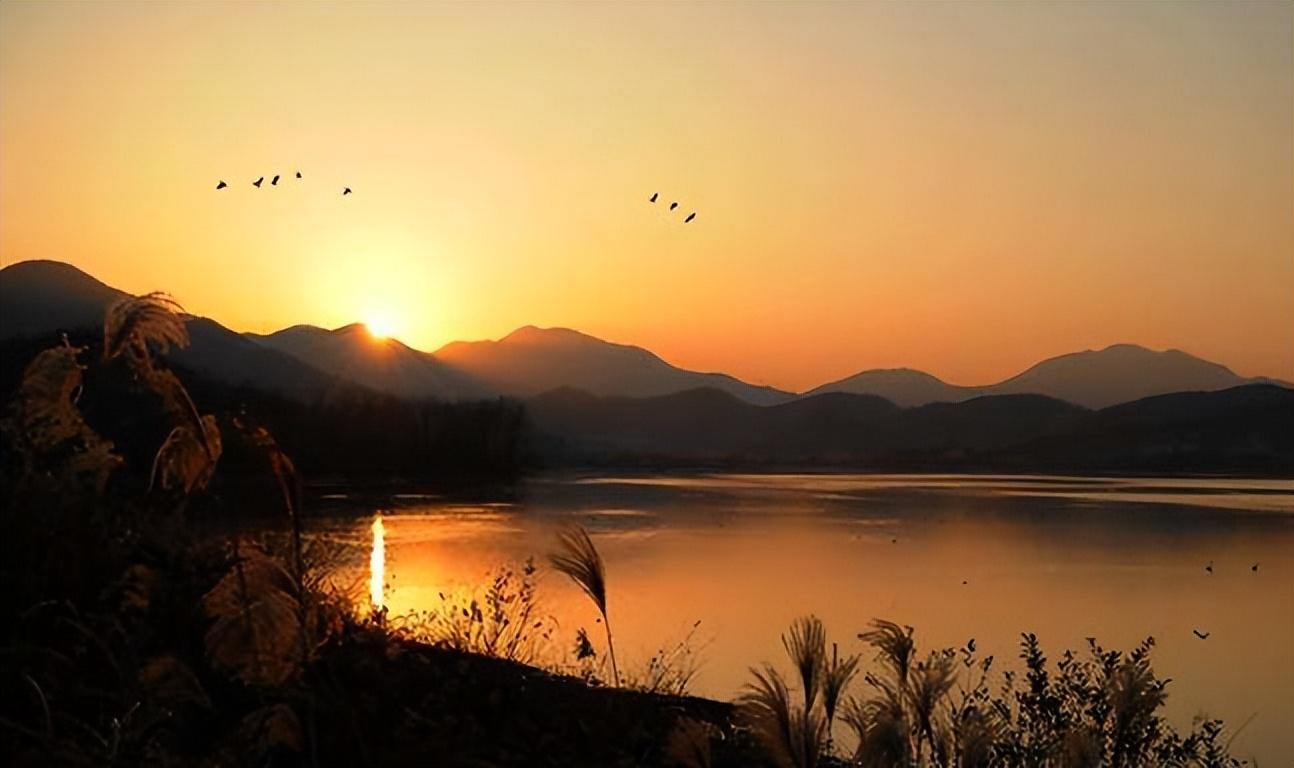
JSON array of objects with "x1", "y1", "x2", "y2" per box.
[
  {"x1": 0, "y1": 259, "x2": 1287, "y2": 410},
  {"x1": 810, "y1": 344, "x2": 1286, "y2": 409},
  {"x1": 527, "y1": 384, "x2": 1294, "y2": 473},
  {"x1": 248, "y1": 323, "x2": 487, "y2": 401},
  {"x1": 434, "y1": 325, "x2": 794, "y2": 405}
]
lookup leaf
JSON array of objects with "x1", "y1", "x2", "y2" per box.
[
  {"x1": 203, "y1": 547, "x2": 302, "y2": 687},
  {"x1": 11, "y1": 342, "x2": 121, "y2": 490},
  {"x1": 149, "y1": 415, "x2": 222, "y2": 494}
]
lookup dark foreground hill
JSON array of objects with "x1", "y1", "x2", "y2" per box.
[{"x1": 528, "y1": 384, "x2": 1294, "y2": 474}]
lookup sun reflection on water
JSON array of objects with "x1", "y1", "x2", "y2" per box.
[{"x1": 370, "y1": 513, "x2": 386, "y2": 610}]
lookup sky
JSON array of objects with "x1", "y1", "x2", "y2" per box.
[{"x1": 1, "y1": 1, "x2": 1290, "y2": 391}]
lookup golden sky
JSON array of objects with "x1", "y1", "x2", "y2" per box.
[{"x1": 2, "y1": 2, "x2": 1290, "y2": 390}]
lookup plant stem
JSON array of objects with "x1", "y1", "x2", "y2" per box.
[{"x1": 602, "y1": 612, "x2": 620, "y2": 687}]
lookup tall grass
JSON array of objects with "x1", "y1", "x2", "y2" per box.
[
  {"x1": 548, "y1": 525, "x2": 619, "y2": 686},
  {"x1": 733, "y1": 617, "x2": 1248, "y2": 768}
]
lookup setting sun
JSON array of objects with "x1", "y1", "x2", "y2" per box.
[{"x1": 364, "y1": 314, "x2": 398, "y2": 340}]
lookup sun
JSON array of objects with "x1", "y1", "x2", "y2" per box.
[{"x1": 363, "y1": 312, "x2": 399, "y2": 340}]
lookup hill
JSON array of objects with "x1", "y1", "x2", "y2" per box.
[
  {"x1": 435, "y1": 325, "x2": 794, "y2": 405},
  {"x1": 810, "y1": 344, "x2": 1283, "y2": 408},
  {"x1": 250, "y1": 323, "x2": 487, "y2": 401},
  {"x1": 527, "y1": 384, "x2": 1294, "y2": 473}
]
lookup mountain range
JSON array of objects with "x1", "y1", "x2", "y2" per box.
[
  {"x1": 527, "y1": 383, "x2": 1294, "y2": 472},
  {"x1": 0, "y1": 259, "x2": 1286, "y2": 410}
]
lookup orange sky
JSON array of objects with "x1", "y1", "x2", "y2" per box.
[{"x1": 1, "y1": 2, "x2": 1290, "y2": 391}]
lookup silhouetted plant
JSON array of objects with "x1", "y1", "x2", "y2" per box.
[
  {"x1": 823, "y1": 641, "x2": 860, "y2": 746},
  {"x1": 396, "y1": 558, "x2": 557, "y2": 665},
  {"x1": 625, "y1": 620, "x2": 706, "y2": 696},
  {"x1": 548, "y1": 525, "x2": 619, "y2": 686},
  {"x1": 831, "y1": 621, "x2": 1246, "y2": 768}
]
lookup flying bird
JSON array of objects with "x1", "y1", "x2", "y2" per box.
[
  {"x1": 253, "y1": 177, "x2": 264, "y2": 188},
  {"x1": 966, "y1": 638, "x2": 976, "y2": 653},
  {"x1": 1252, "y1": 563, "x2": 1259, "y2": 572},
  {"x1": 649, "y1": 192, "x2": 658, "y2": 202},
  {"x1": 271, "y1": 174, "x2": 280, "y2": 186},
  {"x1": 684, "y1": 212, "x2": 696, "y2": 223},
  {"x1": 1192, "y1": 629, "x2": 1210, "y2": 640},
  {"x1": 669, "y1": 202, "x2": 678, "y2": 211},
  {"x1": 343, "y1": 187, "x2": 352, "y2": 195},
  {"x1": 295, "y1": 171, "x2": 302, "y2": 179},
  {"x1": 215, "y1": 181, "x2": 227, "y2": 190},
  {"x1": 1205, "y1": 561, "x2": 1213, "y2": 574}
]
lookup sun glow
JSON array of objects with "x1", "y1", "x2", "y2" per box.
[
  {"x1": 364, "y1": 317, "x2": 397, "y2": 340},
  {"x1": 369, "y1": 514, "x2": 386, "y2": 611}
]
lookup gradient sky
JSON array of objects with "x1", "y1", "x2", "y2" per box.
[{"x1": 2, "y1": 1, "x2": 1290, "y2": 391}]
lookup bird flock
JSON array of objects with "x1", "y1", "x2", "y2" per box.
[
  {"x1": 649, "y1": 192, "x2": 696, "y2": 223},
  {"x1": 215, "y1": 171, "x2": 350, "y2": 195}
]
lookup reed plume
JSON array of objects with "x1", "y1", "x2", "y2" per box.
[
  {"x1": 548, "y1": 525, "x2": 618, "y2": 686},
  {"x1": 783, "y1": 615, "x2": 827, "y2": 715}
]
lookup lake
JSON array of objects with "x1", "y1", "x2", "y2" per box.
[{"x1": 311, "y1": 473, "x2": 1294, "y2": 763}]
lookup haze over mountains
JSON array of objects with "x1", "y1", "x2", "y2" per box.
[{"x1": 0, "y1": 259, "x2": 1286, "y2": 410}]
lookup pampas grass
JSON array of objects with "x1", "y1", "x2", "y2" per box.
[
  {"x1": 548, "y1": 525, "x2": 619, "y2": 686},
  {"x1": 783, "y1": 615, "x2": 826, "y2": 714},
  {"x1": 740, "y1": 663, "x2": 826, "y2": 768}
]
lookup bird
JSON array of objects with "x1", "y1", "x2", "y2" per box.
[
  {"x1": 271, "y1": 174, "x2": 280, "y2": 186},
  {"x1": 215, "y1": 181, "x2": 227, "y2": 190},
  {"x1": 669, "y1": 202, "x2": 678, "y2": 210},
  {"x1": 891, "y1": 538, "x2": 897, "y2": 544},
  {"x1": 684, "y1": 212, "x2": 696, "y2": 223},
  {"x1": 649, "y1": 192, "x2": 658, "y2": 203},
  {"x1": 1252, "y1": 563, "x2": 1259, "y2": 572},
  {"x1": 253, "y1": 176, "x2": 264, "y2": 188},
  {"x1": 296, "y1": 171, "x2": 302, "y2": 179},
  {"x1": 1193, "y1": 629, "x2": 1210, "y2": 640},
  {"x1": 967, "y1": 638, "x2": 976, "y2": 653},
  {"x1": 962, "y1": 579, "x2": 968, "y2": 585},
  {"x1": 343, "y1": 187, "x2": 352, "y2": 195},
  {"x1": 1205, "y1": 561, "x2": 1213, "y2": 574}
]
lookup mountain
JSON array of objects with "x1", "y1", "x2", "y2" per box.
[
  {"x1": 0, "y1": 259, "x2": 127, "y2": 338},
  {"x1": 810, "y1": 344, "x2": 1284, "y2": 409},
  {"x1": 987, "y1": 344, "x2": 1271, "y2": 408},
  {"x1": 528, "y1": 384, "x2": 1294, "y2": 473},
  {"x1": 4, "y1": 260, "x2": 1288, "y2": 413},
  {"x1": 0, "y1": 260, "x2": 345, "y2": 398},
  {"x1": 528, "y1": 387, "x2": 898, "y2": 461},
  {"x1": 807, "y1": 368, "x2": 981, "y2": 408},
  {"x1": 999, "y1": 384, "x2": 1294, "y2": 474},
  {"x1": 435, "y1": 325, "x2": 794, "y2": 405},
  {"x1": 249, "y1": 323, "x2": 487, "y2": 401}
]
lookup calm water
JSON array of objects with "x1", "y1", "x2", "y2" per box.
[{"x1": 313, "y1": 474, "x2": 1294, "y2": 763}]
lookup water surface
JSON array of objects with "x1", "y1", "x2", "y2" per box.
[{"x1": 314, "y1": 474, "x2": 1294, "y2": 762}]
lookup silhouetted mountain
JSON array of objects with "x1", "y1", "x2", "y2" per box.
[
  {"x1": 528, "y1": 387, "x2": 1085, "y2": 464},
  {"x1": 173, "y1": 318, "x2": 348, "y2": 397},
  {"x1": 0, "y1": 260, "x2": 345, "y2": 398},
  {"x1": 807, "y1": 368, "x2": 982, "y2": 407},
  {"x1": 1001, "y1": 385, "x2": 1294, "y2": 474},
  {"x1": 0, "y1": 259, "x2": 127, "y2": 337},
  {"x1": 811, "y1": 344, "x2": 1285, "y2": 409},
  {"x1": 4, "y1": 260, "x2": 1288, "y2": 419},
  {"x1": 527, "y1": 384, "x2": 1292, "y2": 473},
  {"x1": 435, "y1": 325, "x2": 794, "y2": 405},
  {"x1": 250, "y1": 324, "x2": 487, "y2": 401},
  {"x1": 987, "y1": 344, "x2": 1275, "y2": 408}
]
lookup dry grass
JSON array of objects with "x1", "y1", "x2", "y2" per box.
[{"x1": 548, "y1": 525, "x2": 619, "y2": 686}]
